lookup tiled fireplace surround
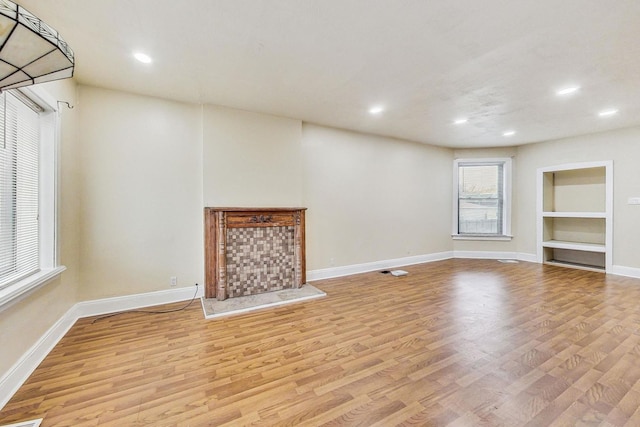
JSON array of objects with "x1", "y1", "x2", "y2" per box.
[{"x1": 204, "y1": 208, "x2": 307, "y2": 300}]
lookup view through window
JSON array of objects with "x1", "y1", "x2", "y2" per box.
[{"x1": 453, "y1": 158, "x2": 511, "y2": 238}]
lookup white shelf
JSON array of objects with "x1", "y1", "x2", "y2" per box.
[
  {"x1": 544, "y1": 260, "x2": 605, "y2": 272},
  {"x1": 542, "y1": 240, "x2": 606, "y2": 253},
  {"x1": 542, "y1": 211, "x2": 606, "y2": 218},
  {"x1": 537, "y1": 161, "x2": 612, "y2": 273}
]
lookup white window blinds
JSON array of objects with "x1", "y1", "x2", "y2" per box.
[{"x1": 0, "y1": 91, "x2": 40, "y2": 289}]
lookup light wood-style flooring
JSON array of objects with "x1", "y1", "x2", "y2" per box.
[{"x1": 3, "y1": 259, "x2": 640, "y2": 426}]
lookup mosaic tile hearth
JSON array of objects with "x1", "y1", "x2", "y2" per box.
[{"x1": 225, "y1": 226, "x2": 296, "y2": 298}]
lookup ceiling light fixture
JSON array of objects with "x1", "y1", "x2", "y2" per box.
[
  {"x1": 453, "y1": 118, "x2": 468, "y2": 125},
  {"x1": 503, "y1": 130, "x2": 516, "y2": 137},
  {"x1": 598, "y1": 109, "x2": 618, "y2": 117},
  {"x1": 133, "y1": 52, "x2": 152, "y2": 64},
  {"x1": 368, "y1": 106, "x2": 384, "y2": 115},
  {"x1": 556, "y1": 86, "x2": 580, "y2": 96},
  {"x1": 0, "y1": 0, "x2": 74, "y2": 91}
]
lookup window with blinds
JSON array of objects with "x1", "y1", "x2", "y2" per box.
[
  {"x1": 452, "y1": 158, "x2": 512, "y2": 239},
  {"x1": 0, "y1": 91, "x2": 41, "y2": 289}
]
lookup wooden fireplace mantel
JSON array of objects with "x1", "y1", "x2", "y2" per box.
[{"x1": 204, "y1": 207, "x2": 307, "y2": 300}]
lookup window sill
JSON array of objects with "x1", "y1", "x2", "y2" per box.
[
  {"x1": 0, "y1": 266, "x2": 67, "y2": 311},
  {"x1": 452, "y1": 235, "x2": 513, "y2": 241}
]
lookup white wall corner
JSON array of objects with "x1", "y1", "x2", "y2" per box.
[
  {"x1": 611, "y1": 265, "x2": 640, "y2": 280},
  {"x1": 306, "y1": 251, "x2": 453, "y2": 282}
]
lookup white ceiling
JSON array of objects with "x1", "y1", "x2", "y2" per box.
[{"x1": 19, "y1": 0, "x2": 640, "y2": 148}]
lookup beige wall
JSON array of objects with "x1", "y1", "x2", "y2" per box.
[
  {"x1": 202, "y1": 105, "x2": 302, "y2": 207},
  {"x1": 0, "y1": 79, "x2": 80, "y2": 375},
  {"x1": 302, "y1": 124, "x2": 453, "y2": 269},
  {"x1": 5, "y1": 81, "x2": 640, "y2": 386},
  {"x1": 77, "y1": 87, "x2": 204, "y2": 299},
  {"x1": 515, "y1": 126, "x2": 640, "y2": 268}
]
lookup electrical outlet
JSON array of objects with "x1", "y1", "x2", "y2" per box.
[
  {"x1": 170, "y1": 276, "x2": 177, "y2": 287},
  {"x1": 628, "y1": 197, "x2": 640, "y2": 205}
]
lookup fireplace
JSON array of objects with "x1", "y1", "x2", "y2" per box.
[{"x1": 204, "y1": 207, "x2": 306, "y2": 300}]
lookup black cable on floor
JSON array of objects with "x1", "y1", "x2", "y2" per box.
[{"x1": 91, "y1": 284, "x2": 199, "y2": 324}]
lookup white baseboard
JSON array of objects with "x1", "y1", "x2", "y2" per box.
[
  {"x1": 306, "y1": 251, "x2": 540, "y2": 282},
  {"x1": 612, "y1": 265, "x2": 640, "y2": 279},
  {"x1": 452, "y1": 251, "x2": 538, "y2": 263},
  {"x1": 0, "y1": 306, "x2": 77, "y2": 410},
  {"x1": 517, "y1": 253, "x2": 538, "y2": 263},
  {"x1": 0, "y1": 284, "x2": 202, "y2": 410},
  {"x1": 306, "y1": 251, "x2": 453, "y2": 281},
  {"x1": 453, "y1": 250, "x2": 519, "y2": 260},
  {"x1": 73, "y1": 285, "x2": 204, "y2": 318}
]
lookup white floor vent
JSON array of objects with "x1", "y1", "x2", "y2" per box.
[{"x1": 497, "y1": 259, "x2": 519, "y2": 264}]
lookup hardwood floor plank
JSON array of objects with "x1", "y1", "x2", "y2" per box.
[{"x1": 4, "y1": 259, "x2": 640, "y2": 425}]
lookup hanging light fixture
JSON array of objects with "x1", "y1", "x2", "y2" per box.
[{"x1": 0, "y1": 0, "x2": 74, "y2": 91}]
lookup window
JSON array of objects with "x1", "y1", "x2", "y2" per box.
[
  {"x1": 452, "y1": 158, "x2": 512, "y2": 240},
  {"x1": 0, "y1": 87, "x2": 64, "y2": 308}
]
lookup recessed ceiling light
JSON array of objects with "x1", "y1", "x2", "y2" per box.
[
  {"x1": 503, "y1": 130, "x2": 516, "y2": 137},
  {"x1": 598, "y1": 108, "x2": 618, "y2": 117},
  {"x1": 453, "y1": 118, "x2": 468, "y2": 125},
  {"x1": 133, "y1": 52, "x2": 152, "y2": 64},
  {"x1": 369, "y1": 106, "x2": 384, "y2": 115},
  {"x1": 556, "y1": 86, "x2": 580, "y2": 96}
]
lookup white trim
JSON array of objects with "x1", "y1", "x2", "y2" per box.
[
  {"x1": 453, "y1": 250, "x2": 519, "y2": 260},
  {"x1": 0, "y1": 284, "x2": 202, "y2": 410},
  {"x1": 537, "y1": 160, "x2": 612, "y2": 173},
  {"x1": 73, "y1": 285, "x2": 204, "y2": 318},
  {"x1": 453, "y1": 251, "x2": 538, "y2": 263},
  {"x1": 0, "y1": 266, "x2": 66, "y2": 311},
  {"x1": 306, "y1": 252, "x2": 452, "y2": 281},
  {"x1": 452, "y1": 235, "x2": 513, "y2": 241},
  {"x1": 0, "y1": 299, "x2": 76, "y2": 410},
  {"x1": 611, "y1": 265, "x2": 640, "y2": 279},
  {"x1": 536, "y1": 167, "x2": 543, "y2": 263},
  {"x1": 605, "y1": 161, "x2": 614, "y2": 272},
  {"x1": 517, "y1": 252, "x2": 538, "y2": 263}
]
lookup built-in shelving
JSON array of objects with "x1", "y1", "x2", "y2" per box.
[
  {"x1": 542, "y1": 212, "x2": 606, "y2": 218},
  {"x1": 541, "y1": 240, "x2": 605, "y2": 252},
  {"x1": 536, "y1": 161, "x2": 613, "y2": 273}
]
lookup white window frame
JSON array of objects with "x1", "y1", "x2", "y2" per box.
[
  {"x1": 452, "y1": 157, "x2": 513, "y2": 241},
  {"x1": 0, "y1": 86, "x2": 65, "y2": 310}
]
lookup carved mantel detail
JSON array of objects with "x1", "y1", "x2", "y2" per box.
[
  {"x1": 249, "y1": 215, "x2": 273, "y2": 223},
  {"x1": 204, "y1": 207, "x2": 307, "y2": 300}
]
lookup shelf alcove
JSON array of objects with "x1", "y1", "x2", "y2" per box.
[{"x1": 536, "y1": 161, "x2": 613, "y2": 272}]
